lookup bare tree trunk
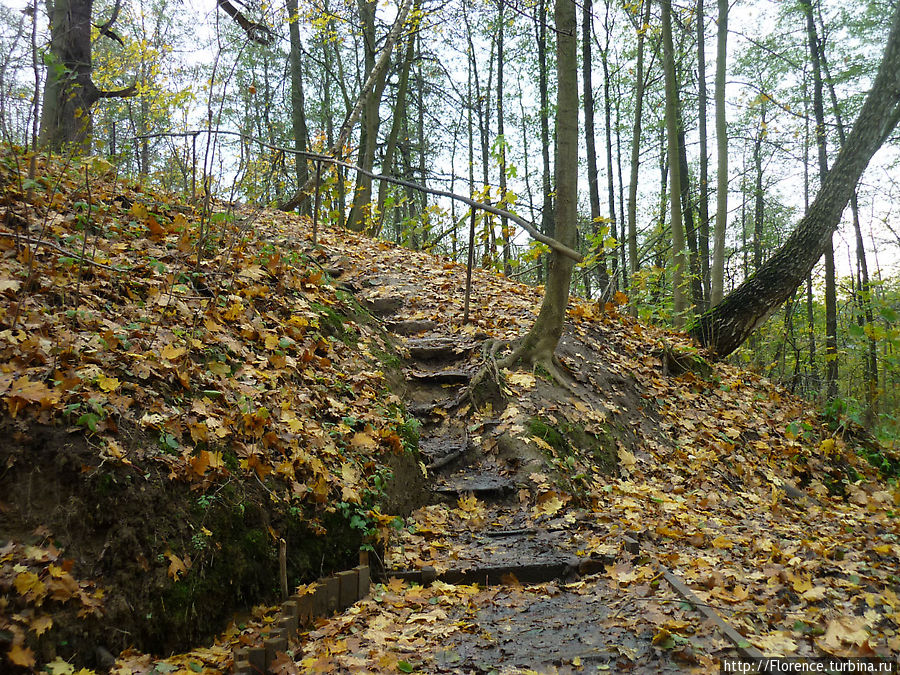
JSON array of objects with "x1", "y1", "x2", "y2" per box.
[
  {"x1": 627, "y1": 0, "x2": 652, "y2": 295},
  {"x1": 583, "y1": 0, "x2": 609, "y2": 298},
  {"x1": 710, "y1": 0, "x2": 728, "y2": 306},
  {"x1": 800, "y1": 0, "x2": 838, "y2": 399},
  {"x1": 510, "y1": 0, "x2": 578, "y2": 367},
  {"x1": 537, "y1": 0, "x2": 552, "y2": 281},
  {"x1": 287, "y1": 0, "x2": 310, "y2": 211},
  {"x1": 374, "y1": 18, "x2": 416, "y2": 235},
  {"x1": 818, "y1": 12, "x2": 879, "y2": 423},
  {"x1": 661, "y1": 0, "x2": 689, "y2": 325},
  {"x1": 601, "y1": 5, "x2": 618, "y2": 298},
  {"x1": 696, "y1": 0, "x2": 711, "y2": 308},
  {"x1": 498, "y1": 0, "x2": 510, "y2": 275}
]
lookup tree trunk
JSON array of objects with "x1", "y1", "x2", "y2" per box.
[
  {"x1": 537, "y1": 0, "x2": 552, "y2": 281},
  {"x1": 661, "y1": 0, "x2": 689, "y2": 325},
  {"x1": 690, "y1": 1, "x2": 900, "y2": 356},
  {"x1": 498, "y1": 0, "x2": 510, "y2": 275},
  {"x1": 583, "y1": 0, "x2": 608, "y2": 298},
  {"x1": 818, "y1": 15, "x2": 879, "y2": 422},
  {"x1": 601, "y1": 7, "x2": 617, "y2": 298},
  {"x1": 752, "y1": 106, "x2": 766, "y2": 271},
  {"x1": 287, "y1": 0, "x2": 310, "y2": 211},
  {"x1": 347, "y1": 0, "x2": 389, "y2": 232},
  {"x1": 710, "y1": 0, "x2": 728, "y2": 306},
  {"x1": 627, "y1": 0, "x2": 652, "y2": 292},
  {"x1": 696, "y1": 0, "x2": 711, "y2": 308},
  {"x1": 374, "y1": 18, "x2": 416, "y2": 235},
  {"x1": 40, "y1": 0, "x2": 98, "y2": 151},
  {"x1": 511, "y1": 0, "x2": 578, "y2": 367},
  {"x1": 800, "y1": 0, "x2": 838, "y2": 399}
]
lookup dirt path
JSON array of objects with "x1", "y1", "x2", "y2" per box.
[{"x1": 290, "y1": 269, "x2": 731, "y2": 673}]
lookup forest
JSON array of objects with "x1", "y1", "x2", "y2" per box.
[
  {"x1": 0, "y1": 0, "x2": 899, "y2": 672},
  {"x1": 0, "y1": 0, "x2": 897, "y2": 432}
]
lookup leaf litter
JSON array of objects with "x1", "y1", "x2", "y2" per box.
[{"x1": 0, "y1": 151, "x2": 898, "y2": 672}]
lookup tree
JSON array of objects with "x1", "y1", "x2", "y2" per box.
[
  {"x1": 661, "y1": 0, "x2": 689, "y2": 325},
  {"x1": 497, "y1": 0, "x2": 578, "y2": 375},
  {"x1": 39, "y1": 0, "x2": 271, "y2": 152},
  {"x1": 39, "y1": 0, "x2": 136, "y2": 150},
  {"x1": 691, "y1": 1, "x2": 900, "y2": 357},
  {"x1": 709, "y1": 0, "x2": 727, "y2": 306}
]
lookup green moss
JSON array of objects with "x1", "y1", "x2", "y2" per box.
[{"x1": 527, "y1": 416, "x2": 618, "y2": 496}]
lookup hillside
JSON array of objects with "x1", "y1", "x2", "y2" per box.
[{"x1": 1, "y1": 153, "x2": 898, "y2": 673}]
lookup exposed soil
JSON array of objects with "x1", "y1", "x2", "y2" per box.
[{"x1": 0, "y1": 419, "x2": 367, "y2": 666}]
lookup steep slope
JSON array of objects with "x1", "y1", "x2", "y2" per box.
[{"x1": 1, "y1": 153, "x2": 898, "y2": 673}]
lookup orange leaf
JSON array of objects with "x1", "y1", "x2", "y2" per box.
[{"x1": 7, "y1": 643, "x2": 35, "y2": 668}]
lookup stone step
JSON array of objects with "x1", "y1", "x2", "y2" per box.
[
  {"x1": 361, "y1": 295, "x2": 404, "y2": 316},
  {"x1": 406, "y1": 368, "x2": 471, "y2": 385},
  {"x1": 433, "y1": 473, "x2": 516, "y2": 498},
  {"x1": 406, "y1": 337, "x2": 478, "y2": 362},
  {"x1": 388, "y1": 319, "x2": 437, "y2": 335}
]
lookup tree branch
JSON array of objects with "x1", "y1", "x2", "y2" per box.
[
  {"x1": 94, "y1": 0, "x2": 124, "y2": 46},
  {"x1": 216, "y1": 0, "x2": 275, "y2": 45},
  {"x1": 135, "y1": 128, "x2": 585, "y2": 263}
]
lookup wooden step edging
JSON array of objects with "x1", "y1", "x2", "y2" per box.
[{"x1": 232, "y1": 552, "x2": 371, "y2": 675}]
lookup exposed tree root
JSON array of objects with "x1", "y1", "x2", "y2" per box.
[{"x1": 452, "y1": 338, "x2": 575, "y2": 410}]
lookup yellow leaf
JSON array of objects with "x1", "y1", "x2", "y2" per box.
[
  {"x1": 533, "y1": 493, "x2": 565, "y2": 518},
  {"x1": 350, "y1": 431, "x2": 377, "y2": 450},
  {"x1": 819, "y1": 438, "x2": 835, "y2": 454},
  {"x1": 506, "y1": 371, "x2": 536, "y2": 390},
  {"x1": 165, "y1": 551, "x2": 187, "y2": 580},
  {"x1": 15, "y1": 570, "x2": 45, "y2": 598},
  {"x1": 30, "y1": 614, "x2": 53, "y2": 636},
  {"x1": 208, "y1": 361, "x2": 230, "y2": 376},
  {"x1": 96, "y1": 374, "x2": 120, "y2": 392},
  {"x1": 44, "y1": 656, "x2": 75, "y2": 674},
  {"x1": 161, "y1": 343, "x2": 186, "y2": 361},
  {"x1": 711, "y1": 535, "x2": 733, "y2": 550},
  {"x1": 7, "y1": 643, "x2": 35, "y2": 668}
]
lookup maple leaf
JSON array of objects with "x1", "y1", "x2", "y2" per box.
[
  {"x1": 5, "y1": 376, "x2": 60, "y2": 416},
  {"x1": 161, "y1": 343, "x2": 186, "y2": 361},
  {"x1": 30, "y1": 614, "x2": 53, "y2": 636},
  {"x1": 14, "y1": 570, "x2": 46, "y2": 601},
  {"x1": 44, "y1": 657, "x2": 77, "y2": 674},
  {"x1": 505, "y1": 371, "x2": 535, "y2": 390},
  {"x1": 165, "y1": 551, "x2": 188, "y2": 580},
  {"x1": 350, "y1": 431, "x2": 377, "y2": 450},
  {"x1": 7, "y1": 643, "x2": 35, "y2": 668},
  {"x1": 532, "y1": 492, "x2": 565, "y2": 518}
]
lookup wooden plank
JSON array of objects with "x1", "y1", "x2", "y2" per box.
[{"x1": 660, "y1": 565, "x2": 765, "y2": 660}]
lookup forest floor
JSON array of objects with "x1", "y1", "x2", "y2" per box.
[{"x1": 1, "y1": 153, "x2": 898, "y2": 674}]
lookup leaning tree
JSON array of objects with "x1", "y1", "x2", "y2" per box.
[{"x1": 691, "y1": 2, "x2": 900, "y2": 357}]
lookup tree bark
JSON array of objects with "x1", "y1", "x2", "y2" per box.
[
  {"x1": 601, "y1": 5, "x2": 617, "y2": 298},
  {"x1": 696, "y1": 0, "x2": 710, "y2": 308},
  {"x1": 690, "y1": 1, "x2": 900, "y2": 356},
  {"x1": 537, "y1": 0, "x2": 552, "y2": 281},
  {"x1": 583, "y1": 0, "x2": 608, "y2": 298},
  {"x1": 710, "y1": 0, "x2": 728, "y2": 306},
  {"x1": 286, "y1": 0, "x2": 310, "y2": 211},
  {"x1": 627, "y1": 0, "x2": 652, "y2": 292},
  {"x1": 511, "y1": 0, "x2": 578, "y2": 367},
  {"x1": 800, "y1": 0, "x2": 838, "y2": 399},
  {"x1": 661, "y1": 0, "x2": 689, "y2": 325}
]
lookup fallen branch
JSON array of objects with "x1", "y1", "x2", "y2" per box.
[
  {"x1": 137, "y1": 128, "x2": 584, "y2": 263},
  {"x1": 0, "y1": 232, "x2": 126, "y2": 272}
]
